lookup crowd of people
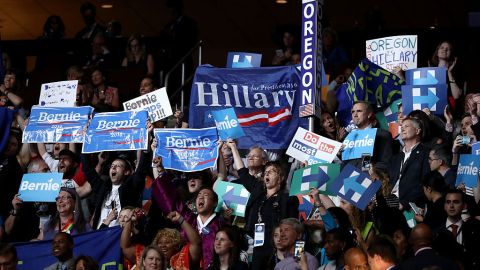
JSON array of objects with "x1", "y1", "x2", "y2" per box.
[{"x1": 1, "y1": 2, "x2": 480, "y2": 270}]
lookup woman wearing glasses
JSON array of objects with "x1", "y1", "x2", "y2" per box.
[{"x1": 36, "y1": 187, "x2": 91, "y2": 240}]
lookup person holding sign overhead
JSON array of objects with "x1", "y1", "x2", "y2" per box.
[{"x1": 227, "y1": 139, "x2": 299, "y2": 270}]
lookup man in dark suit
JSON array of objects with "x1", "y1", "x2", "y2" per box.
[
  {"x1": 428, "y1": 145, "x2": 456, "y2": 188},
  {"x1": 366, "y1": 235, "x2": 398, "y2": 270},
  {"x1": 389, "y1": 117, "x2": 430, "y2": 207},
  {"x1": 399, "y1": 224, "x2": 457, "y2": 270},
  {"x1": 346, "y1": 101, "x2": 393, "y2": 170}
]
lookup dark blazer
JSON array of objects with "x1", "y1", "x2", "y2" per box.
[
  {"x1": 399, "y1": 248, "x2": 458, "y2": 270},
  {"x1": 388, "y1": 143, "x2": 430, "y2": 206},
  {"x1": 81, "y1": 152, "x2": 150, "y2": 228}
]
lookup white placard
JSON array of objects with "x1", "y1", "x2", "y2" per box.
[
  {"x1": 39, "y1": 80, "x2": 78, "y2": 107},
  {"x1": 286, "y1": 127, "x2": 342, "y2": 164},
  {"x1": 123, "y1": 87, "x2": 173, "y2": 122},
  {"x1": 366, "y1": 35, "x2": 418, "y2": 72}
]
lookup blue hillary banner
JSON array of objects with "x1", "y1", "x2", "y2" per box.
[
  {"x1": 18, "y1": 173, "x2": 63, "y2": 202},
  {"x1": 154, "y1": 127, "x2": 219, "y2": 172},
  {"x1": 23, "y1": 106, "x2": 94, "y2": 143},
  {"x1": 405, "y1": 67, "x2": 447, "y2": 85},
  {"x1": 335, "y1": 59, "x2": 404, "y2": 126},
  {"x1": 82, "y1": 110, "x2": 148, "y2": 153},
  {"x1": 330, "y1": 164, "x2": 381, "y2": 210},
  {"x1": 227, "y1": 52, "x2": 262, "y2": 68},
  {"x1": 212, "y1": 108, "x2": 245, "y2": 140},
  {"x1": 456, "y1": 154, "x2": 480, "y2": 188},
  {"x1": 401, "y1": 84, "x2": 447, "y2": 115},
  {"x1": 15, "y1": 227, "x2": 122, "y2": 270},
  {"x1": 189, "y1": 65, "x2": 307, "y2": 149},
  {"x1": 342, "y1": 128, "x2": 377, "y2": 160}
]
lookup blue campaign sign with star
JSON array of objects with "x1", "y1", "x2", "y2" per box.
[
  {"x1": 213, "y1": 181, "x2": 250, "y2": 217},
  {"x1": 290, "y1": 163, "x2": 340, "y2": 196},
  {"x1": 342, "y1": 129, "x2": 377, "y2": 160},
  {"x1": 405, "y1": 67, "x2": 447, "y2": 85},
  {"x1": 18, "y1": 173, "x2": 63, "y2": 202},
  {"x1": 401, "y1": 84, "x2": 447, "y2": 115},
  {"x1": 456, "y1": 154, "x2": 480, "y2": 188},
  {"x1": 212, "y1": 108, "x2": 245, "y2": 140},
  {"x1": 330, "y1": 164, "x2": 381, "y2": 210},
  {"x1": 227, "y1": 52, "x2": 262, "y2": 68}
]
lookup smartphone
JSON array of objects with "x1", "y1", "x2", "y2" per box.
[
  {"x1": 461, "y1": 136, "x2": 471, "y2": 145},
  {"x1": 294, "y1": 241, "x2": 305, "y2": 261},
  {"x1": 409, "y1": 202, "x2": 422, "y2": 215},
  {"x1": 361, "y1": 153, "x2": 371, "y2": 172}
]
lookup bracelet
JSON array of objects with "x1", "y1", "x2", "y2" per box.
[{"x1": 179, "y1": 218, "x2": 185, "y2": 225}]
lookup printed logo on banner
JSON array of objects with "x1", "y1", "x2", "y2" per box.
[
  {"x1": 123, "y1": 87, "x2": 173, "y2": 122},
  {"x1": 330, "y1": 164, "x2": 381, "y2": 210},
  {"x1": 365, "y1": 35, "x2": 418, "y2": 72},
  {"x1": 214, "y1": 181, "x2": 250, "y2": 217},
  {"x1": 154, "y1": 127, "x2": 219, "y2": 172},
  {"x1": 18, "y1": 173, "x2": 63, "y2": 202},
  {"x1": 189, "y1": 65, "x2": 308, "y2": 149},
  {"x1": 405, "y1": 67, "x2": 447, "y2": 85},
  {"x1": 82, "y1": 110, "x2": 148, "y2": 153},
  {"x1": 290, "y1": 163, "x2": 341, "y2": 196},
  {"x1": 286, "y1": 127, "x2": 342, "y2": 163},
  {"x1": 212, "y1": 108, "x2": 245, "y2": 140},
  {"x1": 39, "y1": 80, "x2": 78, "y2": 107},
  {"x1": 15, "y1": 227, "x2": 122, "y2": 270},
  {"x1": 23, "y1": 106, "x2": 94, "y2": 143},
  {"x1": 401, "y1": 84, "x2": 447, "y2": 115},
  {"x1": 342, "y1": 129, "x2": 377, "y2": 160},
  {"x1": 456, "y1": 154, "x2": 480, "y2": 188},
  {"x1": 227, "y1": 52, "x2": 262, "y2": 68},
  {"x1": 297, "y1": 194, "x2": 314, "y2": 221}
]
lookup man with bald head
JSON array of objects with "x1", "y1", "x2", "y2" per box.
[
  {"x1": 399, "y1": 224, "x2": 457, "y2": 270},
  {"x1": 344, "y1": 248, "x2": 368, "y2": 270}
]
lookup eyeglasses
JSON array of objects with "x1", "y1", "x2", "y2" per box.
[
  {"x1": 428, "y1": 157, "x2": 440, "y2": 162},
  {"x1": 55, "y1": 196, "x2": 73, "y2": 202}
]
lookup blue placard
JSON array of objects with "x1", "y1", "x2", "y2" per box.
[
  {"x1": 342, "y1": 129, "x2": 377, "y2": 160},
  {"x1": 471, "y1": 142, "x2": 480, "y2": 155},
  {"x1": 189, "y1": 65, "x2": 308, "y2": 149},
  {"x1": 401, "y1": 84, "x2": 447, "y2": 115},
  {"x1": 18, "y1": 173, "x2": 63, "y2": 202},
  {"x1": 227, "y1": 52, "x2": 262, "y2": 68},
  {"x1": 82, "y1": 110, "x2": 148, "y2": 153},
  {"x1": 22, "y1": 106, "x2": 93, "y2": 143},
  {"x1": 212, "y1": 108, "x2": 245, "y2": 140},
  {"x1": 15, "y1": 227, "x2": 122, "y2": 269},
  {"x1": 330, "y1": 164, "x2": 381, "y2": 210},
  {"x1": 154, "y1": 127, "x2": 219, "y2": 172},
  {"x1": 456, "y1": 154, "x2": 480, "y2": 188},
  {"x1": 405, "y1": 67, "x2": 447, "y2": 85}
]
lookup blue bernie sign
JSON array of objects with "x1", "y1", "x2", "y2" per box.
[
  {"x1": 22, "y1": 106, "x2": 93, "y2": 143},
  {"x1": 18, "y1": 173, "x2": 63, "y2": 202},
  {"x1": 212, "y1": 108, "x2": 245, "y2": 140},
  {"x1": 456, "y1": 154, "x2": 480, "y2": 188},
  {"x1": 154, "y1": 127, "x2": 219, "y2": 172},
  {"x1": 330, "y1": 164, "x2": 381, "y2": 210},
  {"x1": 82, "y1": 110, "x2": 148, "y2": 153},
  {"x1": 341, "y1": 128, "x2": 377, "y2": 160}
]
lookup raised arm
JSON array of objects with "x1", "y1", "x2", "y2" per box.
[
  {"x1": 167, "y1": 211, "x2": 202, "y2": 266},
  {"x1": 120, "y1": 212, "x2": 136, "y2": 263}
]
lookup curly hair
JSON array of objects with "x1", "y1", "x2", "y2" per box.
[{"x1": 152, "y1": 228, "x2": 184, "y2": 252}]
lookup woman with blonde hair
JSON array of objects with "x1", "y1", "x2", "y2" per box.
[{"x1": 122, "y1": 34, "x2": 155, "y2": 75}]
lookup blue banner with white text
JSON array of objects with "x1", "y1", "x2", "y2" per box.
[
  {"x1": 189, "y1": 65, "x2": 307, "y2": 149},
  {"x1": 23, "y1": 106, "x2": 93, "y2": 143},
  {"x1": 154, "y1": 127, "x2": 219, "y2": 172},
  {"x1": 212, "y1": 108, "x2": 245, "y2": 140},
  {"x1": 18, "y1": 173, "x2": 63, "y2": 202},
  {"x1": 335, "y1": 59, "x2": 404, "y2": 126},
  {"x1": 14, "y1": 227, "x2": 122, "y2": 270},
  {"x1": 82, "y1": 110, "x2": 148, "y2": 153},
  {"x1": 342, "y1": 128, "x2": 377, "y2": 160}
]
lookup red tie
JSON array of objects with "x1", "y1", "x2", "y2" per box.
[{"x1": 450, "y1": 224, "x2": 459, "y2": 239}]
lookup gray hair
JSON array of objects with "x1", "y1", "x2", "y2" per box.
[
  {"x1": 279, "y1": 218, "x2": 304, "y2": 236},
  {"x1": 249, "y1": 145, "x2": 269, "y2": 162}
]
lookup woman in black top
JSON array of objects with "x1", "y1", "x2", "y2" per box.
[{"x1": 208, "y1": 225, "x2": 249, "y2": 270}]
